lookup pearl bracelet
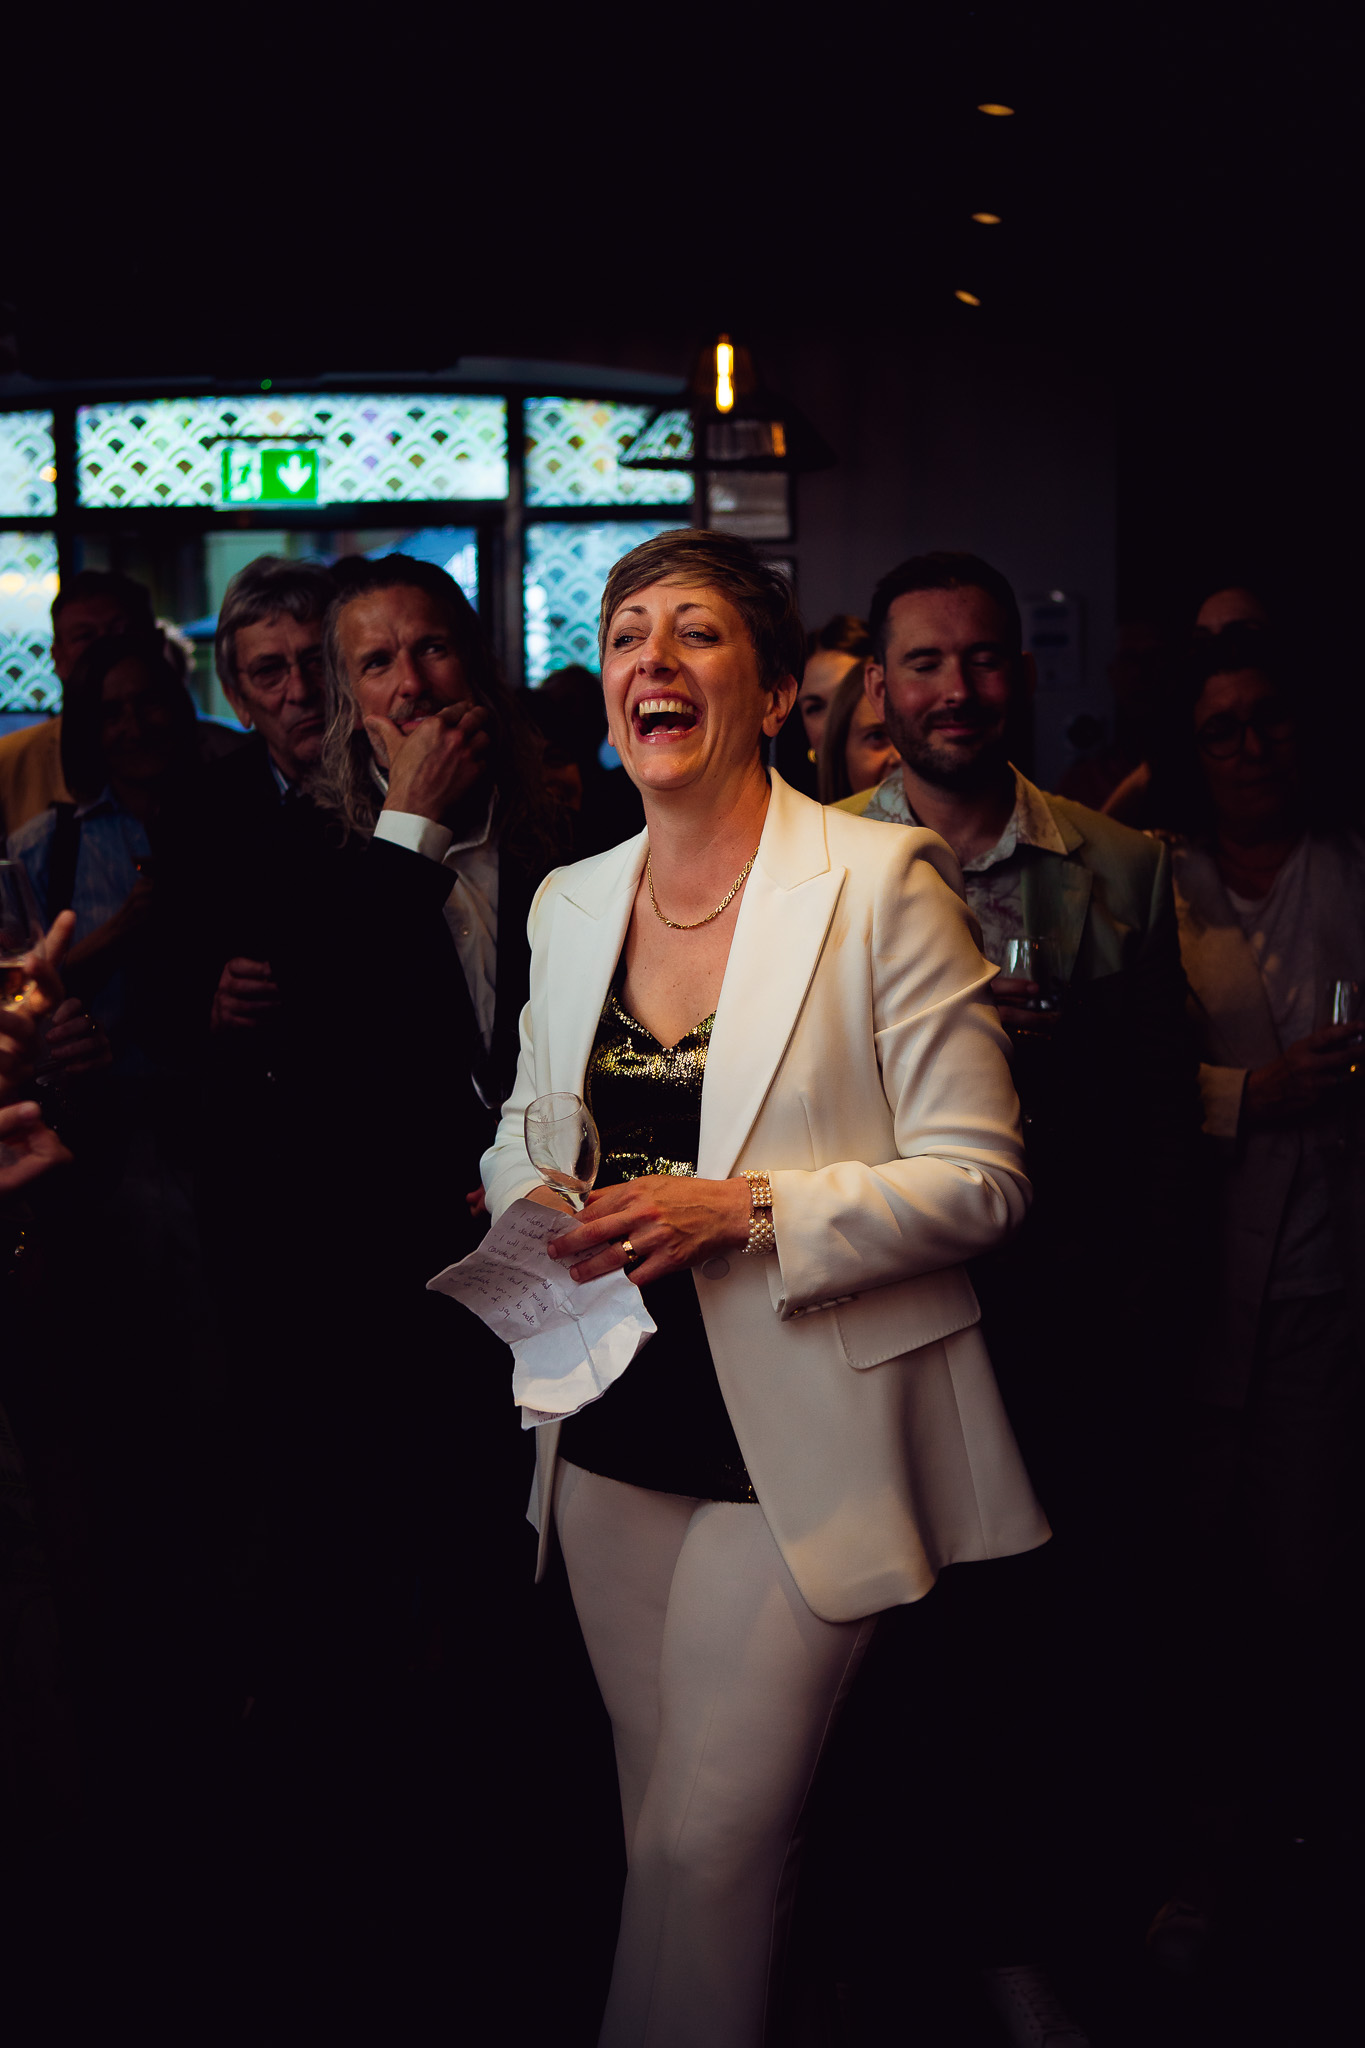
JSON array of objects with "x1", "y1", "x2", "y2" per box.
[{"x1": 741, "y1": 1170, "x2": 776, "y2": 1257}]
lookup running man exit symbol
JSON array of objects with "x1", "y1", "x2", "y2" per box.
[{"x1": 271, "y1": 451, "x2": 316, "y2": 496}]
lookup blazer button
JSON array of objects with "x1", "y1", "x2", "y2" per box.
[{"x1": 701, "y1": 1256, "x2": 730, "y2": 1280}]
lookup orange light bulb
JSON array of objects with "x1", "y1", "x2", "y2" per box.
[{"x1": 715, "y1": 336, "x2": 735, "y2": 414}]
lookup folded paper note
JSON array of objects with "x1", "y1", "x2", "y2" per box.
[{"x1": 427, "y1": 1198, "x2": 656, "y2": 1427}]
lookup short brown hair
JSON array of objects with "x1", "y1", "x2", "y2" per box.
[
  {"x1": 867, "y1": 551, "x2": 1023, "y2": 667},
  {"x1": 598, "y1": 529, "x2": 805, "y2": 690}
]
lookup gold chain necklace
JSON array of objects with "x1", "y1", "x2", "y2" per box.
[{"x1": 646, "y1": 847, "x2": 759, "y2": 930}]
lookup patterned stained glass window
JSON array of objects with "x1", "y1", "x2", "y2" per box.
[
  {"x1": 0, "y1": 413, "x2": 58, "y2": 520},
  {"x1": 524, "y1": 522, "x2": 676, "y2": 684},
  {"x1": 76, "y1": 395, "x2": 508, "y2": 510},
  {"x1": 0, "y1": 533, "x2": 60, "y2": 714},
  {"x1": 524, "y1": 399, "x2": 693, "y2": 509},
  {"x1": 621, "y1": 408, "x2": 694, "y2": 465},
  {"x1": 379, "y1": 528, "x2": 479, "y2": 609}
]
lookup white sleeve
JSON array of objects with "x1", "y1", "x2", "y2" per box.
[
  {"x1": 373, "y1": 812, "x2": 453, "y2": 863},
  {"x1": 765, "y1": 843, "x2": 1031, "y2": 1313},
  {"x1": 1198, "y1": 1060, "x2": 1247, "y2": 1142}
]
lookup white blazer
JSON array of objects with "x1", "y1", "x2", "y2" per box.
[{"x1": 482, "y1": 773, "x2": 1049, "y2": 1622}]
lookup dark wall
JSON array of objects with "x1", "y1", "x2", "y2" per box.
[
  {"x1": 778, "y1": 328, "x2": 1112, "y2": 621},
  {"x1": 777, "y1": 322, "x2": 1114, "y2": 783}
]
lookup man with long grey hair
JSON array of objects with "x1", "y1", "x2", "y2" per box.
[
  {"x1": 252, "y1": 557, "x2": 560, "y2": 1816},
  {"x1": 177, "y1": 559, "x2": 559, "y2": 1807},
  {"x1": 310, "y1": 553, "x2": 557, "y2": 1120}
]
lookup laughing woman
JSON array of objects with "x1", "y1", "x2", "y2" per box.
[{"x1": 482, "y1": 530, "x2": 1048, "y2": 2047}]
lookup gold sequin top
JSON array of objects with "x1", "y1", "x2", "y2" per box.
[
  {"x1": 586, "y1": 987, "x2": 714, "y2": 1189},
  {"x1": 556, "y1": 981, "x2": 758, "y2": 1504}
]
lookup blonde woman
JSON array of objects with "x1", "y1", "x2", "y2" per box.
[{"x1": 483, "y1": 530, "x2": 1047, "y2": 2047}]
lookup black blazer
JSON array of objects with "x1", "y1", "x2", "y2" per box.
[
  {"x1": 153, "y1": 748, "x2": 549, "y2": 1301},
  {"x1": 265, "y1": 822, "x2": 549, "y2": 1295}
]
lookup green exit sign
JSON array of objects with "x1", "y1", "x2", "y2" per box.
[{"x1": 221, "y1": 446, "x2": 320, "y2": 504}]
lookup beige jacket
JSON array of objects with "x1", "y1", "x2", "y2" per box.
[
  {"x1": 0, "y1": 717, "x2": 69, "y2": 841},
  {"x1": 482, "y1": 773, "x2": 1048, "y2": 1623}
]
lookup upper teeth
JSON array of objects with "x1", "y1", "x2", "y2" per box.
[{"x1": 638, "y1": 698, "x2": 694, "y2": 717}]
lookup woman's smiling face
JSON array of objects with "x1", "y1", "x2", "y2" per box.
[{"x1": 601, "y1": 579, "x2": 793, "y2": 797}]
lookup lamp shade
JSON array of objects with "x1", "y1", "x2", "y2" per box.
[{"x1": 619, "y1": 338, "x2": 834, "y2": 475}]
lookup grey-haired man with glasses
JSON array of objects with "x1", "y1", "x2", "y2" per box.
[{"x1": 200, "y1": 556, "x2": 335, "y2": 1029}]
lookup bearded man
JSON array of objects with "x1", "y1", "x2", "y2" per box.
[{"x1": 828, "y1": 553, "x2": 1203, "y2": 2046}]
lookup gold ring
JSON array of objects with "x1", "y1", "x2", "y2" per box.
[{"x1": 620, "y1": 1239, "x2": 634, "y2": 1260}]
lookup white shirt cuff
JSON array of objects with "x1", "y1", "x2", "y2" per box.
[
  {"x1": 374, "y1": 811, "x2": 453, "y2": 863},
  {"x1": 1199, "y1": 1062, "x2": 1247, "y2": 1141}
]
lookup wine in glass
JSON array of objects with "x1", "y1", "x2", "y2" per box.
[
  {"x1": 525, "y1": 1092, "x2": 600, "y2": 1209},
  {"x1": 0, "y1": 861, "x2": 44, "y2": 1009}
]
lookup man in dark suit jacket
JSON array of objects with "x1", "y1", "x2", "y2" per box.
[
  {"x1": 254, "y1": 558, "x2": 563, "y2": 1664},
  {"x1": 277, "y1": 553, "x2": 562, "y2": 1256},
  {"x1": 154, "y1": 555, "x2": 563, "y2": 2008}
]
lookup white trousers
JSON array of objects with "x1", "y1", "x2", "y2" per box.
[{"x1": 554, "y1": 1463, "x2": 877, "y2": 2048}]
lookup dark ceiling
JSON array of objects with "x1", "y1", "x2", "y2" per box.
[{"x1": 4, "y1": 2, "x2": 1353, "y2": 617}]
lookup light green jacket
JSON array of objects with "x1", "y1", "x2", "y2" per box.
[{"x1": 837, "y1": 775, "x2": 1177, "y2": 989}]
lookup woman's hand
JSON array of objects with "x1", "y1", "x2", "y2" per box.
[
  {"x1": 546, "y1": 1175, "x2": 752, "y2": 1287},
  {"x1": 0, "y1": 1101, "x2": 72, "y2": 1194},
  {"x1": 1245, "y1": 1026, "x2": 1362, "y2": 1124}
]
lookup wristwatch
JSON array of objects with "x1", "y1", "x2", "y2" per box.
[{"x1": 741, "y1": 1170, "x2": 776, "y2": 1257}]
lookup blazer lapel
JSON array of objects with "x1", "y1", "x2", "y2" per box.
[
  {"x1": 1023, "y1": 855, "x2": 1093, "y2": 987},
  {"x1": 1014, "y1": 794, "x2": 1091, "y2": 985},
  {"x1": 698, "y1": 776, "x2": 846, "y2": 1180},
  {"x1": 543, "y1": 832, "x2": 647, "y2": 1096}
]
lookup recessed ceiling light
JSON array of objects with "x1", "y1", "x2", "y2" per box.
[
  {"x1": 955, "y1": 290, "x2": 982, "y2": 306},
  {"x1": 977, "y1": 103, "x2": 1014, "y2": 116},
  {"x1": 972, "y1": 212, "x2": 1002, "y2": 224}
]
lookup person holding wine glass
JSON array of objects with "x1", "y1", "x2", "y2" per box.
[
  {"x1": 482, "y1": 529, "x2": 1048, "y2": 2048},
  {"x1": 0, "y1": 899, "x2": 78, "y2": 1187},
  {"x1": 1141, "y1": 631, "x2": 1365, "y2": 1966}
]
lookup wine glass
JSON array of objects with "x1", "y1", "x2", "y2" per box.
[
  {"x1": 525, "y1": 1092, "x2": 600, "y2": 1209},
  {"x1": 1325, "y1": 979, "x2": 1364, "y2": 1077},
  {"x1": 0, "y1": 861, "x2": 44, "y2": 1010},
  {"x1": 1325, "y1": 978, "x2": 1362, "y2": 1028},
  {"x1": 999, "y1": 936, "x2": 1051, "y2": 1011}
]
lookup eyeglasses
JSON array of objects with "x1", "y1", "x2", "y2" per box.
[
  {"x1": 1196, "y1": 697, "x2": 1295, "y2": 760},
  {"x1": 241, "y1": 650, "x2": 325, "y2": 694}
]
